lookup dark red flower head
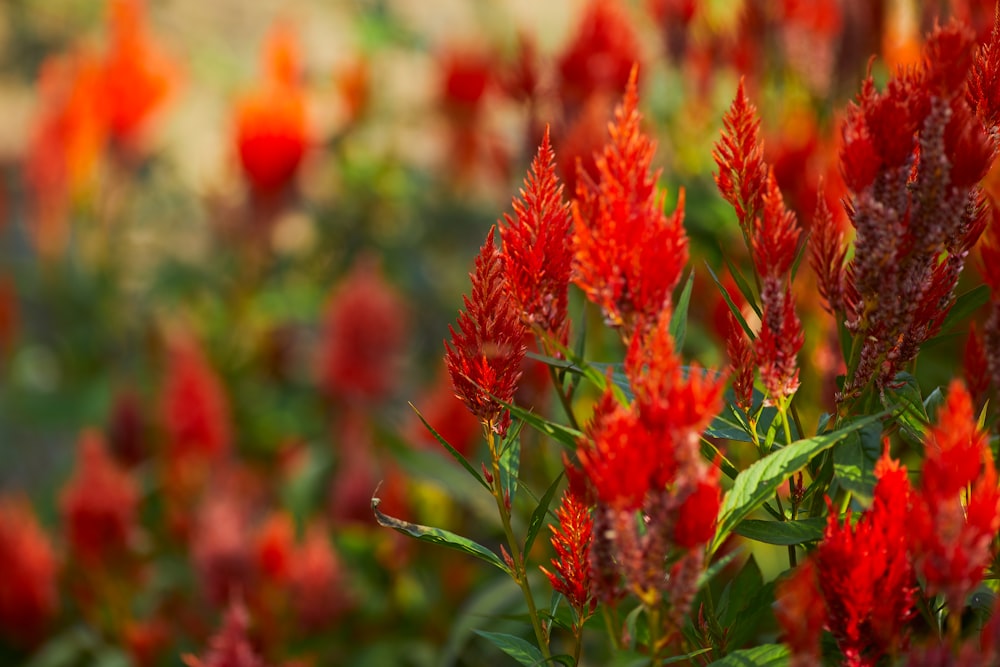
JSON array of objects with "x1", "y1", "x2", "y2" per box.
[
  {"x1": 161, "y1": 334, "x2": 231, "y2": 463},
  {"x1": 0, "y1": 496, "x2": 58, "y2": 647}
]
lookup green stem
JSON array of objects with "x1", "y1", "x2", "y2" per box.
[
  {"x1": 647, "y1": 604, "x2": 662, "y2": 666},
  {"x1": 487, "y1": 428, "x2": 551, "y2": 659},
  {"x1": 602, "y1": 606, "x2": 623, "y2": 651}
]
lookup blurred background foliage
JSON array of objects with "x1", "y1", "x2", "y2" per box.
[{"x1": 0, "y1": 0, "x2": 992, "y2": 665}]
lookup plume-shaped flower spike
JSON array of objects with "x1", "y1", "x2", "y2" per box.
[
  {"x1": 445, "y1": 228, "x2": 527, "y2": 435},
  {"x1": 500, "y1": 126, "x2": 572, "y2": 347},
  {"x1": 572, "y1": 66, "x2": 688, "y2": 340},
  {"x1": 713, "y1": 78, "x2": 768, "y2": 237}
]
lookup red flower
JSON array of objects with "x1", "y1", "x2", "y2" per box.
[
  {"x1": 318, "y1": 256, "x2": 409, "y2": 404},
  {"x1": 725, "y1": 313, "x2": 755, "y2": 414},
  {"x1": 192, "y1": 483, "x2": 254, "y2": 608},
  {"x1": 255, "y1": 513, "x2": 295, "y2": 584},
  {"x1": 912, "y1": 381, "x2": 1000, "y2": 615},
  {"x1": 752, "y1": 171, "x2": 801, "y2": 281},
  {"x1": 540, "y1": 463, "x2": 595, "y2": 623},
  {"x1": 500, "y1": 127, "x2": 573, "y2": 346},
  {"x1": 235, "y1": 23, "x2": 308, "y2": 198},
  {"x1": 572, "y1": 67, "x2": 688, "y2": 340},
  {"x1": 61, "y1": 430, "x2": 138, "y2": 564},
  {"x1": 183, "y1": 599, "x2": 273, "y2": 667},
  {"x1": 713, "y1": 78, "x2": 768, "y2": 235},
  {"x1": 0, "y1": 496, "x2": 58, "y2": 647},
  {"x1": 439, "y1": 47, "x2": 493, "y2": 116},
  {"x1": 672, "y1": 465, "x2": 721, "y2": 548},
  {"x1": 809, "y1": 193, "x2": 849, "y2": 315},
  {"x1": 161, "y1": 335, "x2": 231, "y2": 463},
  {"x1": 811, "y1": 449, "x2": 916, "y2": 666},
  {"x1": 577, "y1": 395, "x2": 656, "y2": 510},
  {"x1": 445, "y1": 228, "x2": 526, "y2": 435},
  {"x1": 556, "y1": 0, "x2": 640, "y2": 111},
  {"x1": 290, "y1": 524, "x2": 348, "y2": 631},
  {"x1": 100, "y1": 0, "x2": 176, "y2": 148},
  {"x1": 776, "y1": 561, "x2": 824, "y2": 667}
]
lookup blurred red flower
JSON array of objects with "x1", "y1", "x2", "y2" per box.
[
  {"x1": 235, "y1": 23, "x2": 308, "y2": 199},
  {"x1": 318, "y1": 256, "x2": 409, "y2": 405},
  {"x1": 0, "y1": 496, "x2": 58, "y2": 647},
  {"x1": 61, "y1": 429, "x2": 139, "y2": 564},
  {"x1": 161, "y1": 335, "x2": 231, "y2": 463}
]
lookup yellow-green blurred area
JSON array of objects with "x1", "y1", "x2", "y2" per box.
[{"x1": 0, "y1": 0, "x2": 986, "y2": 665}]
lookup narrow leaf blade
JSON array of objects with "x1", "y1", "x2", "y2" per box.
[
  {"x1": 372, "y1": 494, "x2": 511, "y2": 575},
  {"x1": 410, "y1": 403, "x2": 489, "y2": 491},
  {"x1": 473, "y1": 631, "x2": 545, "y2": 666},
  {"x1": 734, "y1": 518, "x2": 826, "y2": 545},
  {"x1": 524, "y1": 473, "x2": 565, "y2": 554},
  {"x1": 670, "y1": 270, "x2": 695, "y2": 350}
]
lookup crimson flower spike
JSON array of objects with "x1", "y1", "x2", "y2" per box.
[
  {"x1": 500, "y1": 126, "x2": 572, "y2": 348},
  {"x1": 752, "y1": 172, "x2": 803, "y2": 405},
  {"x1": 572, "y1": 65, "x2": 688, "y2": 341},
  {"x1": 713, "y1": 77, "x2": 768, "y2": 238},
  {"x1": 969, "y1": 1, "x2": 1000, "y2": 132},
  {"x1": 808, "y1": 193, "x2": 849, "y2": 316},
  {"x1": 445, "y1": 228, "x2": 527, "y2": 436}
]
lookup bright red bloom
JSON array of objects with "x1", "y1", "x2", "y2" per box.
[
  {"x1": 713, "y1": 78, "x2": 768, "y2": 235},
  {"x1": 290, "y1": 524, "x2": 348, "y2": 631},
  {"x1": 725, "y1": 313, "x2": 755, "y2": 414},
  {"x1": 672, "y1": 465, "x2": 721, "y2": 548},
  {"x1": 183, "y1": 599, "x2": 274, "y2": 667},
  {"x1": 0, "y1": 496, "x2": 58, "y2": 647},
  {"x1": 541, "y1": 477, "x2": 595, "y2": 622},
  {"x1": 811, "y1": 449, "x2": 916, "y2": 666},
  {"x1": 776, "y1": 560, "x2": 824, "y2": 667},
  {"x1": 235, "y1": 23, "x2": 308, "y2": 198},
  {"x1": 100, "y1": 0, "x2": 176, "y2": 148},
  {"x1": 439, "y1": 47, "x2": 493, "y2": 115},
  {"x1": 556, "y1": 0, "x2": 640, "y2": 110},
  {"x1": 809, "y1": 193, "x2": 849, "y2": 315},
  {"x1": 445, "y1": 228, "x2": 526, "y2": 435},
  {"x1": 572, "y1": 67, "x2": 689, "y2": 339},
  {"x1": 61, "y1": 430, "x2": 138, "y2": 564},
  {"x1": 500, "y1": 127, "x2": 572, "y2": 346},
  {"x1": 912, "y1": 381, "x2": 1000, "y2": 615},
  {"x1": 576, "y1": 394, "x2": 655, "y2": 510},
  {"x1": 161, "y1": 335, "x2": 231, "y2": 463},
  {"x1": 755, "y1": 284, "x2": 803, "y2": 404},
  {"x1": 752, "y1": 171, "x2": 801, "y2": 281},
  {"x1": 319, "y1": 256, "x2": 409, "y2": 404}
]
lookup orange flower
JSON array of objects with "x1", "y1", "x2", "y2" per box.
[
  {"x1": 235, "y1": 24, "x2": 308, "y2": 198},
  {"x1": 100, "y1": 0, "x2": 177, "y2": 149},
  {"x1": 0, "y1": 496, "x2": 58, "y2": 647}
]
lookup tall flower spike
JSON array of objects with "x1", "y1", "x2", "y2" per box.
[
  {"x1": 912, "y1": 381, "x2": 1000, "y2": 615},
  {"x1": 809, "y1": 193, "x2": 849, "y2": 315},
  {"x1": 776, "y1": 561, "x2": 825, "y2": 667},
  {"x1": 725, "y1": 313, "x2": 755, "y2": 414},
  {"x1": 572, "y1": 66, "x2": 688, "y2": 340},
  {"x1": 713, "y1": 77, "x2": 768, "y2": 236},
  {"x1": 969, "y1": 3, "x2": 1000, "y2": 131},
  {"x1": 445, "y1": 228, "x2": 527, "y2": 435},
  {"x1": 0, "y1": 496, "x2": 58, "y2": 648},
  {"x1": 540, "y1": 462, "x2": 595, "y2": 624},
  {"x1": 500, "y1": 126, "x2": 573, "y2": 346}
]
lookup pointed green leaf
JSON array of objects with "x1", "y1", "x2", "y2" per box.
[
  {"x1": 524, "y1": 472, "x2": 565, "y2": 554},
  {"x1": 473, "y1": 631, "x2": 545, "y2": 666},
  {"x1": 883, "y1": 372, "x2": 931, "y2": 446},
  {"x1": 937, "y1": 285, "x2": 990, "y2": 335},
  {"x1": 734, "y1": 518, "x2": 826, "y2": 545},
  {"x1": 832, "y1": 417, "x2": 882, "y2": 503},
  {"x1": 670, "y1": 270, "x2": 695, "y2": 350},
  {"x1": 710, "y1": 413, "x2": 883, "y2": 554},
  {"x1": 410, "y1": 403, "x2": 489, "y2": 491},
  {"x1": 720, "y1": 253, "x2": 762, "y2": 318},
  {"x1": 790, "y1": 231, "x2": 810, "y2": 281},
  {"x1": 706, "y1": 262, "x2": 755, "y2": 339},
  {"x1": 705, "y1": 644, "x2": 788, "y2": 666},
  {"x1": 502, "y1": 399, "x2": 583, "y2": 450},
  {"x1": 372, "y1": 493, "x2": 511, "y2": 575},
  {"x1": 499, "y1": 420, "x2": 523, "y2": 499}
]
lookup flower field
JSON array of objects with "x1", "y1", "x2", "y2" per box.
[{"x1": 4, "y1": 1, "x2": 1000, "y2": 666}]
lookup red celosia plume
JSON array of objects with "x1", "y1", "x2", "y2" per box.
[
  {"x1": 235, "y1": 23, "x2": 308, "y2": 198},
  {"x1": 183, "y1": 599, "x2": 274, "y2": 667},
  {"x1": 572, "y1": 67, "x2": 689, "y2": 340},
  {"x1": 713, "y1": 78, "x2": 768, "y2": 235},
  {"x1": 445, "y1": 228, "x2": 527, "y2": 435},
  {"x1": 500, "y1": 127, "x2": 573, "y2": 347},
  {"x1": 540, "y1": 461, "x2": 595, "y2": 623},
  {"x1": 61, "y1": 429, "x2": 139, "y2": 564},
  {"x1": 0, "y1": 496, "x2": 58, "y2": 647},
  {"x1": 161, "y1": 335, "x2": 231, "y2": 463}
]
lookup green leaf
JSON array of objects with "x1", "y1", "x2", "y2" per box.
[
  {"x1": 937, "y1": 285, "x2": 990, "y2": 335},
  {"x1": 832, "y1": 417, "x2": 882, "y2": 503},
  {"x1": 524, "y1": 473, "x2": 565, "y2": 555},
  {"x1": 410, "y1": 403, "x2": 489, "y2": 491},
  {"x1": 700, "y1": 438, "x2": 741, "y2": 481},
  {"x1": 706, "y1": 262, "x2": 755, "y2": 339},
  {"x1": 697, "y1": 545, "x2": 744, "y2": 589},
  {"x1": 790, "y1": 230, "x2": 810, "y2": 281},
  {"x1": 502, "y1": 398, "x2": 584, "y2": 450},
  {"x1": 709, "y1": 413, "x2": 883, "y2": 554},
  {"x1": 670, "y1": 270, "x2": 695, "y2": 350},
  {"x1": 720, "y1": 252, "x2": 762, "y2": 318},
  {"x1": 499, "y1": 421, "x2": 523, "y2": 500},
  {"x1": 473, "y1": 631, "x2": 545, "y2": 666},
  {"x1": 883, "y1": 372, "x2": 932, "y2": 447},
  {"x1": 372, "y1": 492, "x2": 511, "y2": 575},
  {"x1": 734, "y1": 518, "x2": 826, "y2": 545},
  {"x1": 705, "y1": 644, "x2": 789, "y2": 666}
]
